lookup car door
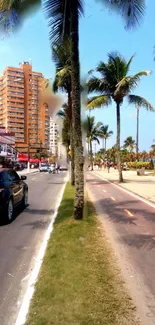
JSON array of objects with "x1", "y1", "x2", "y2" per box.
[{"x1": 8, "y1": 170, "x2": 22, "y2": 205}]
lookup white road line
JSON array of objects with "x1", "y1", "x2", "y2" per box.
[
  {"x1": 103, "y1": 189, "x2": 106, "y2": 193},
  {"x1": 15, "y1": 175, "x2": 68, "y2": 325},
  {"x1": 124, "y1": 209, "x2": 134, "y2": 217},
  {"x1": 32, "y1": 178, "x2": 36, "y2": 180},
  {"x1": 93, "y1": 172, "x2": 155, "y2": 210}
]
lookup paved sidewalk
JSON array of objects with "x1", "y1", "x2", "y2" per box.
[
  {"x1": 18, "y1": 168, "x2": 39, "y2": 176},
  {"x1": 92, "y1": 168, "x2": 155, "y2": 203}
]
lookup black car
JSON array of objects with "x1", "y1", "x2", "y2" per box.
[{"x1": 0, "y1": 169, "x2": 28, "y2": 223}]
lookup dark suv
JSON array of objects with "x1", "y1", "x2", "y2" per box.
[{"x1": 0, "y1": 169, "x2": 28, "y2": 223}]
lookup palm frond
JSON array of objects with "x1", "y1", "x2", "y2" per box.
[
  {"x1": 87, "y1": 95, "x2": 111, "y2": 109},
  {"x1": 87, "y1": 76, "x2": 105, "y2": 93},
  {"x1": 98, "y1": 0, "x2": 146, "y2": 29},
  {"x1": 128, "y1": 95, "x2": 155, "y2": 111},
  {"x1": 125, "y1": 54, "x2": 135, "y2": 74},
  {"x1": 115, "y1": 70, "x2": 151, "y2": 96},
  {"x1": 56, "y1": 67, "x2": 71, "y2": 78},
  {"x1": 92, "y1": 136, "x2": 100, "y2": 144}
]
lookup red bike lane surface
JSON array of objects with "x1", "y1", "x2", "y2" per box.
[{"x1": 87, "y1": 172, "x2": 155, "y2": 325}]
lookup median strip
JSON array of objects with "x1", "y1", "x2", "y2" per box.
[{"x1": 25, "y1": 183, "x2": 138, "y2": 325}]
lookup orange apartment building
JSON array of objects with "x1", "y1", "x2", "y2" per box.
[{"x1": 0, "y1": 61, "x2": 50, "y2": 154}]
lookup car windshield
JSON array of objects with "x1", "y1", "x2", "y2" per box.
[{"x1": 41, "y1": 164, "x2": 47, "y2": 167}]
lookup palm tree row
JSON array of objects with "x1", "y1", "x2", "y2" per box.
[
  {"x1": 3, "y1": 0, "x2": 149, "y2": 217},
  {"x1": 87, "y1": 53, "x2": 154, "y2": 182}
]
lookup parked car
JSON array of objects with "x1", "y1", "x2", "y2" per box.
[
  {"x1": 0, "y1": 169, "x2": 28, "y2": 223},
  {"x1": 39, "y1": 163, "x2": 48, "y2": 172}
]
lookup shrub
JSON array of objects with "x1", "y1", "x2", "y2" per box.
[{"x1": 127, "y1": 161, "x2": 154, "y2": 170}]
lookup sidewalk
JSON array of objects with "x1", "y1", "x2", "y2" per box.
[
  {"x1": 92, "y1": 168, "x2": 155, "y2": 203},
  {"x1": 18, "y1": 168, "x2": 39, "y2": 176}
]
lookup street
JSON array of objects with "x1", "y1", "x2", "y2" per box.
[
  {"x1": 0, "y1": 171, "x2": 67, "y2": 325},
  {"x1": 87, "y1": 172, "x2": 155, "y2": 325}
]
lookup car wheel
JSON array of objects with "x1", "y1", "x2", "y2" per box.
[
  {"x1": 22, "y1": 190, "x2": 28, "y2": 208},
  {"x1": 5, "y1": 198, "x2": 14, "y2": 223}
]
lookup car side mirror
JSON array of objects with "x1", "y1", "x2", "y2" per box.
[{"x1": 21, "y1": 175, "x2": 27, "y2": 180}]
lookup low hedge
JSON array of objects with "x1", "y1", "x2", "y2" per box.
[{"x1": 127, "y1": 161, "x2": 154, "y2": 170}]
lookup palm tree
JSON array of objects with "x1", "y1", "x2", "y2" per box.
[
  {"x1": 53, "y1": 42, "x2": 75, "y2": 185},
  {"x1": 44, "y1": 0, "x2": 84, "y2": 219},
  {"x1": 123, "y1": 136, "x2": 136, "y2": 153},
  {"x1": 100, "y1": 125, "x2": 113, "y2": 151},
  {"x1": 57, "y1": 105, "x2": 70, "y2": 163},
  {"x1": 88, "y1": 53, "x2": 154, "y2": 182},
  {"x1": 84, "y1": 116, "x2": 103, "y2": 170}
]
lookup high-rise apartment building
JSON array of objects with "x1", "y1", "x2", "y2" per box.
[
  {"x1": 0, "y1": 61, "x2": 49, "y2": 154},
  {"x1": 49, "y1": 118, "x2": 59, "y2": 156}
]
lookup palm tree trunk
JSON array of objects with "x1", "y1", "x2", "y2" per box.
[
  {"x1": 70, "y1": 124, "x2": 75, "y2": 185},
  {"x1": 88, "y1": 142, "x2": 90, "y2": 154},
  {"x1": 116, "y1": 102, "x2": 123, "y2": 182},
  {"x1": 70, "y1": 1, "x2": 84, "y2": 219},
  {"x1": 68, "y1": 91, "x2": 75, "y2": 186},
  {"x1": 90, "y1": 140, "x2": 93, "y2": 171},
  {"x1": 105, "y1": 138, "x2": 107, "y2": 151}
]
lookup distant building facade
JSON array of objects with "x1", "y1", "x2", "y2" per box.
[
  {"x1": 0, "y1": 61, "x2": 49, "y2": 154},
  {"x1": 49, "y1": 118, "x2": 59, "y2": 156}
]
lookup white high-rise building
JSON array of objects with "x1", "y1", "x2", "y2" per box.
[{"x1": 49, "y1": 118, "x2": 59, "y2": 156}]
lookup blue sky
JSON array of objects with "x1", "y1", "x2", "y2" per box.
[{"x1": 0, "y1": 0, "x2": 155, "y2": 152}]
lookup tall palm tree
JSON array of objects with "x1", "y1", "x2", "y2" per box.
[
  {"x1": 53, "y1": 42, "x2": 75, "y2": 185},
  {"x1": 44, "y1": 0, "x2": 84, "y2": 219},
  {"x1": 84, "y1": 116, "x2": 103, "y2": 170},
  {"x1": 88, "y1": 53, "x2": 154, "y2": 182},
  {"x1": 123, "y1": 136, "x2": 136, "y2": 153},
  {"x1": 100, "y1": 125, "x2": 113, "y2": 151},
  {"x1": 57, "y1": 105, "x2": 70, "y2": 163}
]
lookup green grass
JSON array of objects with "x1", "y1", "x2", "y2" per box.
[{"x1": 25, "y1": 183, "x2": 138, "y2": 325}]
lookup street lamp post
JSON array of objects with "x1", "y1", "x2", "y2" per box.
[
  {"x1": 136, "y1": 105, "x2": 140, "y2": 157},
  {"x1": 40, "y1": 141, "x2": 42, "y2": 161}
]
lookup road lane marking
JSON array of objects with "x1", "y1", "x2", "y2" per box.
[
  {"x1": 124, "y1": 209, "x2": 134, "y2": 217},
  {"x1": 32, "y1": 177, "x2": 36, "y2": 180},
  {"x1": 111, "y1": 197, "x2": 116, "y2": 201},
  {"x1": 103, "y1": 189, "x2": 106, "y2": 192},
  {"x1": 93, "y1": 172, "x2": 155, "y2": 211}
]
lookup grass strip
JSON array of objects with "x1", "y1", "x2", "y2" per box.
[{"x1": 25, "y1": 182, "x2": 138, "y2": 325}]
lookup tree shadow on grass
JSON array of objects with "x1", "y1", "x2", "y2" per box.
[{"x1": 55, "y1": 198, "x2": 74, "y2": 225}]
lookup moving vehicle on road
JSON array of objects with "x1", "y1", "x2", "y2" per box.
[
  {"x1": 48, "y1": 164, "x2": 56, "y2": 174},
  {"x1": 39, "y1": 163, "x2": 48, "y2": 172},
  {"x1": 0, "y1": 169, "x2": 28, "y2": 223}
]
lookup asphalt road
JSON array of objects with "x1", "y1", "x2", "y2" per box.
[
  {"x1": 0, "y1": 171, "x2": 67, "y2": 325},
  {"x1": 87, "y1": 172, "x2": 155, "y2": 325}
]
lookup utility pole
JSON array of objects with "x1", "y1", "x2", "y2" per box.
[
  {"x1": 40, "y1": 141, "x2": 42, "y2": 161},
  {"x1": 136, "y1": 105, "x2": 140, "y2": 158},
  {"x1": 27, "y1": 129, "x2": 30, "y2": 173}
]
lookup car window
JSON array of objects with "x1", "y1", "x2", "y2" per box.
[{"x1": 8, "y1": 170, "x2": 20, "y2": 182}]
